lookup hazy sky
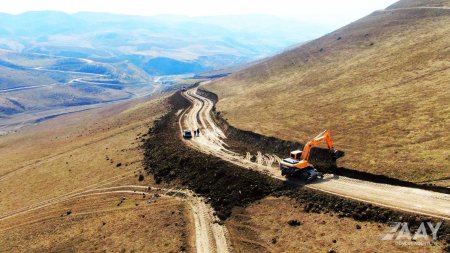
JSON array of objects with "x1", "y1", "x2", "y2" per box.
[{"x1": 1, "y1": 0, "x2": 398, "y2": 25}]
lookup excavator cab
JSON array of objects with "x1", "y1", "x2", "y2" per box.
[{"x1": 290, "y1": 150, "x2": 302, "y2": 160}]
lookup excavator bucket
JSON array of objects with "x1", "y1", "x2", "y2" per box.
[{"x1": 331, "y1": 149, "x2": 344, "y2": 160}]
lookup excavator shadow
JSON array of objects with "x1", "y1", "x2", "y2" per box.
[
  {"x1": 282, "y1": 173, "x2": 341, "y2": 186},
  {"x1": 282, "y1": 178, "x2": 308, "y2": 187},
  {"x1": 309, "y1": 173, "x2": 341, "y2": 185}
]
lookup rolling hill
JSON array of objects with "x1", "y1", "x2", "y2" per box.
[
  {"x1": 0, "y1": 11, "x2": 333, "y2": 132},
  {"x1": 0, "y1": 50, "x2": 153, "y2": 121},
  {"x1": 0, "y1": 95, "x2": 193, "y2": 252},
  {"x1": 0, "y1": 11, "x2": 332, "y2": 75},
  {"x1": 205, "y1": 0, "x2": 450, "y2": 183}
]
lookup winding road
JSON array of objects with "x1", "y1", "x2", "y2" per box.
[
  {"x1": 0, "y1": 67, "x2": 107, "y2": 94},
  {"x1": 180, "y1": 85, "x2": 450, "y2": 220}
]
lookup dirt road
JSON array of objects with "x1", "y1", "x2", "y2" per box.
[
  {"x1": 180, "y1": 86, "x2": 450, "y2": 220},
  {"x1": 0, "y1": 183, "x2": 231, "y2": 253}
]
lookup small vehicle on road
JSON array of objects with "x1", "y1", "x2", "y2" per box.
[{"x1": 182, "y1": 129, "x2": 193, "y2": 139}]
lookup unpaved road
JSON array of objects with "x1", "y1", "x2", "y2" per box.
[
  {"x1": 0, "y1": 69, "x2": 105, "y2": 94},
  {"x1": 180, "y1": 86, "x2": 450, "y2": 220},
  {"x1": 190, "y1": 196, "x2": 231, "y2": 253},
  {"x1": 0, "y1": 183, "x2": 231, "y2": 253},
  {"x1": 0, "y1": 84, "x2": 58, "y2": 93}
]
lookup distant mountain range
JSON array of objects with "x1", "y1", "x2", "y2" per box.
[
  {"x1": 0, "y1": 11, "x2": 332, "y2": 75},
  {"x1": 0, "y1": 11, "x2": 332, "y2": 130}
]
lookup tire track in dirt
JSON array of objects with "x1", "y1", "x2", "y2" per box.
[
  {"x1": 0, "y1": 123, "x2": 145, "y2": 182},
  {"x1": 0, "y1": 187, "x2": 164, "y2": 231},
  {"x1": 0, "y1": 183, "x2": 231, "y2": 253},
  {"x1": 180, "y1": 85, "x2": 450, "y2": 220},
  {"x1": 0, "y1": 169, "x2": 141, "y2": 219}
]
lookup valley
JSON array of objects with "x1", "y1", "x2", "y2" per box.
[
  {"x1": 0, "y1": 11, "x2": 324, "y2": 135},
  {"x1": 0, "y1": 54, "x2": 158, "y2": 135},
  {"x1": 1, "y1": 0, "x2": 449, "y2": 252}
]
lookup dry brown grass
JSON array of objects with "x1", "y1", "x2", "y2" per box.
[
  {"x1": 206, "y1": 3, "x2": 450, "y2": 183},
  {"x1": 0, "y1": 194, "x2": 192, "y2": 253},
  {"x1": 0, "y1": 94, "x2": 195, "y2": 252},
  {"x1": 226, "y1": 197, "x2": 445, "y2": 253},
  {"x1": 0, "y1": 95, "x2": 168, "y2": 214},
  {"x1": 388, "y1": 0, "x2": 450, "y2": 9}
]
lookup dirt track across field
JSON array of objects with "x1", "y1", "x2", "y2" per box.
[
  {"x1": 0, "y1": 184, "x2": 231, "y2": 253},
  {"x1": 180, "y1": 85, "x2": 450, "y2": 220}
]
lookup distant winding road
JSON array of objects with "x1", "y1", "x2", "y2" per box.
[
  {"x1": 180, "y1": 85, "x2": 450, "y2": 220},
  {"x1": 0, "y1": 67, "x2": 107, "y2": 94}
]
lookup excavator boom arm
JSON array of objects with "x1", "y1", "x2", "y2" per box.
[{"x1": 300, "y1": 130, "x2": 334, "y2": 161}]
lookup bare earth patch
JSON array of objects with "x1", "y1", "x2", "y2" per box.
[{"x1": 226, "y1": 197, "x2": 445, "y2": 253}]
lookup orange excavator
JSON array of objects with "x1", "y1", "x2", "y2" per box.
[{"x1": 279, "y1": 130, "x2": 340, "y2": 181}]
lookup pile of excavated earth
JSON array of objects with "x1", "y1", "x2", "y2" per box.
[{"x1": 143, "y1": 92, "x2": 284, "y2": 220}]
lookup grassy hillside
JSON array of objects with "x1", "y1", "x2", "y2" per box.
[
  {"x1": 0, "y1": 96, "x2": 194, "y2": 252},
  {"x1": 0, "y1": 66, "x2": 62, "y2": 90},
  {"x1": 1, "y1": 196, "x2": 191, "y2": 253},
  {"x1": 0, "y1": 95, "x2": 167, "y2": 214},
  {"x1": 206, "y1": 0, "x2": 450, "y2": 183},
  {"x1": 226, "y1": 197, "x2": 444, "y2": 252},
  {"x1": 388, "y1": 0, "x2": 450, "y2": 8},
  {"x1": 0, "y1": 50, "x2": 155, "y2": 119}
]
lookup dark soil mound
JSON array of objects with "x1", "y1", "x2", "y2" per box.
[{"x1": 142, "y1": 91, "x2": 286, "y2": 219}]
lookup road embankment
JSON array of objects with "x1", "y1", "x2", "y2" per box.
[
  {"x1": 197, "y1": 88, "x2": 450, "y2": 195},
  {"x1": 142, "y1": 91, "x2": 285, "y2": 220},
  {"x1": 142, "y1": 91, "x2": 450, "y2": 247}
]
